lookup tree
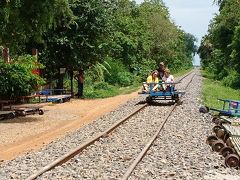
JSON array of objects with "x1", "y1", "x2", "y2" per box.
[
  {"x1": 40, "y1": 0, "x2": 111, "y2": 89},
  {"x1": 0, "y1": 55, "x2": 45, "y2": 99},
  {"x1": 198, "y1": 0, "x2": 240, "y2": 87},
  {"x1": 0, "y1": 0, "x2": 73, "y2": 52}
]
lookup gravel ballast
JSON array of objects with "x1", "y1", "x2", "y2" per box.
[
  {"x1": 1, "y1": 69, "x2": 240, "y2": 180},
  {"x1": 129, "y1": 70, "x2": 240, "y2": 180}
]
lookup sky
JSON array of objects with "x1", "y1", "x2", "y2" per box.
[{"x1": 135, "y1": 0, "x2": 219, "y2": 65}]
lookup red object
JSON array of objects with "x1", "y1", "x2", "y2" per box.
[
  {"x1": 32, "y1": 48, "x2": 37, "y2": 55},
  {"x1": 230, "y1": 102, "x2": 238, "y2": 108},
  {"x1": 32, "y1": 69, "x2": 40, "y2": 75},
  {"x1": 2, "y1": 47, "x2": 10, "y2": 63},
  {"x1": 31, "y1": 48, "x2": 40, "y2": 75}
]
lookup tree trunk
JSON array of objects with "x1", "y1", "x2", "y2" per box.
[
  {"x1": 69, "y1": 70, "x2": 74, "y2": 97},
  {"x1": 56, "y1": 73, "x2": 64, "y2": 94}
]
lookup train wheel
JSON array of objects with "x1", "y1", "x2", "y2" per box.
[
  {"x1": 175, "y1": 96, "x2": 181, "y2": 105},
  {"x1": 173, "y1": 94, "x2": 179, "y2": 102},
  {"x1": 212, "y1": 125, "x2": 222, "y2": 134},
  {"x1": 216, "y1": 128, "x2": 225, "y2": 139},
  {"x1": 212, "y1": 116, "x2": 219, "y2": 123},
  {"x1": 216, "y1": 120, "x2": 223, "y2": 126},
  {"x1": 7, "y1": 112, "x2": 16, "y2": 119},
  {"x1": 206, "y1": 135, "x2": 218, "y2": 145},
  {"x1": 146, "y1": 96, "x2": 152, "y2": 104},
  {"x1": 21, "y1": 111, "x2": 26, "y2": 116},
  {"x1": 199, "y1": 106, "x2": 209, "y2": 113},
  {"x1": 226, "y1": 138, "x2": 234, "y2": 148},
  {"x1": 213, "y1": 118, "x2": 223, "y2": 125},
  {"x1": 212, "y1": 140, "x2": 225, "y2": 152},
  {"x1": 220, "y1": 146, "x2": 235, "y2": 157},
  {"x1": 223, "y1": 133, "x2": 230, "y2": 142},
  {"x1": 39, "y1": 109, "x2": 44, "y2": 115},
  {"x1": 225, "y1": 154, "x2": 239, "y2": 168}
]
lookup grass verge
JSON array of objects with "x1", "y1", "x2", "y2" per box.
[
  {"x1": 81, "y1": 67, "x2": 194, "y2": 99},
  {"x1": 173, "y1": 67, "x2": 193, "y2": 77},
  {"x1": 83, "y1": 67, "x2": 194, "y2": 99},
  {"x1": 84, "y1": 83, "x2": 140, "y2": 99},
  {"x1": 202, "y1": 76, "x2": 240, "y2": 109}
]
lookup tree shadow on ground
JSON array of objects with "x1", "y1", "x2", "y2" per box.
[
  {"x1": 0, "y1": 116, "x2": 44, "y2": 123},
  {"x1": 135, "y1": 100, "x2": 177, "y2": 106},
  {"x1": 147, "y1": 101, "x2": 175, "y2": 106}
]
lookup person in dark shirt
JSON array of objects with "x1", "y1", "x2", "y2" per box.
[
  {"x1": 74, "y1": 70, "x2": 84, "y2": 98},
  {"x1": 158, "y1": 62, "x2": 165, "y2": 80}
]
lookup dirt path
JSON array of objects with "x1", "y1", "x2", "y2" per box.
[{"x1": 0, "y1": 92, "x2": 139, "y2": 161}]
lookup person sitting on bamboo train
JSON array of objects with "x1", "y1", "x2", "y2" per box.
[
  {"x1": 142, "y1": 70, "x2": 159, "y2": 93},
  {"x1": 158, "y1": 61, "x2": 166, "y2": 80},
  {"x1": 162, "y1": 68, "x2": 174, "y2": 91}
]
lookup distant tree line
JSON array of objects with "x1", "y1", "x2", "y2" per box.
[
  {"x1": 0, "y1": 0, "x2": 197, "y2": 98},
  {"x1": 198, "y1": 0, "x2": 240, "y2": 88}
]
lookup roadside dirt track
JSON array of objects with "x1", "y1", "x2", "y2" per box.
[{"x1": 0, "y1": 91, "x2": 138, "y2": 161}]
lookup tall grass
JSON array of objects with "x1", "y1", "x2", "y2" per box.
[{"x1": 202, "y1": 77, "x2": 240, "y2": 109}]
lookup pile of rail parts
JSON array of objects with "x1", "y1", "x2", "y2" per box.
[
  {"x1": 204, "y1": 99, "x2": 240, "y2": 168},
  {"x1": 0, "y1": 105, "x2": 44, "y2": 121}
]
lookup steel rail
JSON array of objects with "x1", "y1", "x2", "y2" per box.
[
  {"x1": 122, "y1": 72, "x2": 196, "y2": 179},
  {"x1": 176, "y1": 68, "x2": 195, "y2": 83},
  {"x1": 27, "y1": 104, "x2": 147, "y2": 180},
  {"x1": 27, "y1": 71, "x2": 195, "y2": 180}
]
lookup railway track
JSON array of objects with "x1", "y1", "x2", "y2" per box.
[
  {"x1": 27, "y1": 71, "x2": 195, "y2": 180},
  {"x1": 122, "y1": 72, "x2": 195, "y2": 179}
]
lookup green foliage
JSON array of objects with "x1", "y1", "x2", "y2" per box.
[
  {"x1": 84, "y1": 82, "x2": 118, "y2": 98},
  {"x1": 0, "y1": 0, "x2": 197, "y2": 100},
  {"x1": 93, "y1": 82, "x2": 113, "y2": 91},
  {"x1": 41, "y1": 0, "x2": 111, "y2": 82},
  {"x1": 0, "y1": 0, "x2": 73, "y2": 51},
  {"x1": 106, "y1": 0, "x2": 195, "y2": 80},
  {"x1": 222, "y1": 70, "x2": 240, "y2": 88},
  {"x1": 88, "y1": 61, "x2": 111, "y2": 82},
  {"x1": 0, "y1": 55, "x2": 45, "y2": 99},
  {"x1": 116, "y1": 71, "x2": 134, "y2": 86},
  {"x1": 198, "y1": 0, "x2": 240, "y2": 89},
  {"x1": 202, "y1": 73, "x2": 240, "y2": 110},
  {"x1": 104, "y1": 58, "x2": 134, "y2": 86}
]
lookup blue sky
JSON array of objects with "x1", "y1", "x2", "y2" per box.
[{"x1": 135, "y1": 0, "x2": 219, "y2": 65}]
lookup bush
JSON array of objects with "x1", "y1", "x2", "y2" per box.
[
  {"x1": 0, "y1": 55, "x2": 45, "y2": 99},
  {"x1": 84, "y1": 81, "x2": 118, "y2": 98},
  {"x1": 222, "y1": 70, "x2": 240, "y2": 88},
  {"x1": 92, "y1": 81, "x2": 110, "y2": 90},
  {"x1": 104, "y1": 58, "x2": 134, "y2": 86},
  {"x1": 116, "y1": 71, "x2": 134, "y2": 86}
]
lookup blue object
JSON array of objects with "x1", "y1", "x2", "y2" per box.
[
  {"x1": 39, "y1": 89, "x2": 51, "y2": 95},
  {"x1": 145, "y1": 82, "x2": 184, "y2": 103},
  {"x1": 38, "y1": 89, "x2": 67, "y2": 95},
  {"x1": 47, "y1": 95, "x2": 72, "y2": 103},
  {"x1": 210, "y1": 99, "x2": 240, "y2": 117}
]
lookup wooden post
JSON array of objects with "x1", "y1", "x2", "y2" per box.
[
  {"x1": 32, "y1": 48, "x2": 38, "y2": 59},
  {"x1": 2, "y1": 47, "x2": 10, "y2": 63},
  {"x1": 70, "y1": 70, "x2": 74, "y2": 97}
]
